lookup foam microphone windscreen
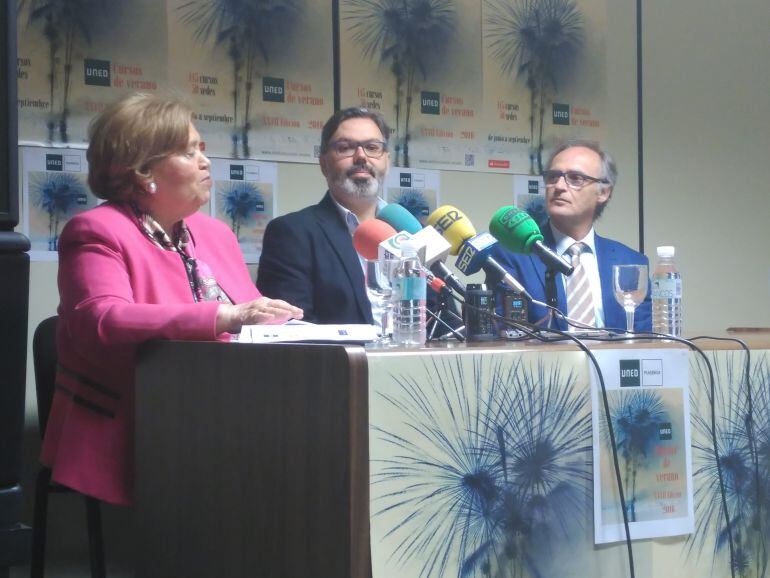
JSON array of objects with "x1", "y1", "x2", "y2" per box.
[
  {"x1": 426, "y1": 205, "x2": 477, "y2": 255},
  {"x1": 352, "y1": 219, "x2": 397, "y2": 260},
  {"x1": 377, "y1": 203, "x2": 422, "y2": 234},
  {"x1": 489, "y1": 205, "x2": 544, "y2": 254}
]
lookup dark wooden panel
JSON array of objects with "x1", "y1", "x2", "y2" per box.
[{"x1": 135, "y1": 341, "x2": 369, "y2": 578}]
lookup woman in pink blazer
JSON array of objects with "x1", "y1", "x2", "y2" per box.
[{"x1": 41, "y1": 93, "x2": 303, "y2": 506}]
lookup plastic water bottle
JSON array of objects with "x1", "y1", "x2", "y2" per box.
[
  {"x1": 391, "y1": 240, "x2": 427, "y2": 347},
  {"x1": 652, "y1": 246, "x2": 682, "y2": 336}
]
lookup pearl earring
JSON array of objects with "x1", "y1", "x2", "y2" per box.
[{"x1": 148, "y1": 182, "x2": 157, "y2": 195}]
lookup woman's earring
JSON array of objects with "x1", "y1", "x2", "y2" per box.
[{"x1": 148, "y1": 182, "x2": 157, "y2": 195}]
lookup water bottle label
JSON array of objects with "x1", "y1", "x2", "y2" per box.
[
  {"x1": 394, "y1": 277, "x2": 426, "y2": 300},
  {"x1": 652, "y1": 278, "x2": 682, "y2": 299}
]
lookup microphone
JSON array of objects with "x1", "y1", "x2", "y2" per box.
[
  {"x1": 378, "y1": 204, "x2": 466, "y2": 296},
  {"x1": 426, "y1": 205, "x2": 533, "y2": 301},
  {"x1": 489, "y1": 205, "x2": 574, "y2": 276},
  {"x1": 352, "y1": 219, "x2": 397, "y2": 260},
  {"x1": 376, "y1": 203, "x2": 422, "y2": 234},
  {"x1": 426, "y1": 205, "x2": 475, "y2": 255},
  {"x1": 351, "y1": 220, "x2": 456, "y2": 298}
]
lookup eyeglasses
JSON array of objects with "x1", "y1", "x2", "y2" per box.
[
  {"x1": 327, "y1": 139, "x2": 388, "y2": 159},
  {"x1": 542, "y1": 170, "x2": 608, "y2": 189}
]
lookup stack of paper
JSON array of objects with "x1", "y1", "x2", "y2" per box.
[{"x1": 238, "y1": 320, "x2": 378, "y2": 344}]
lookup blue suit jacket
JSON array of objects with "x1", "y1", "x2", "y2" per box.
[
  {"x1": 487, "y1": 223, "x2": 652, "y2": 332},
  {"x1": 257, "y1": 192, "x2": 374, "y2": 324}
]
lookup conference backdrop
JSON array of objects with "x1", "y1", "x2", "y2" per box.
[
  {"x1": 16, "y1": 0, "x2": 607, "y2": 259},
  {"x1": 18, "y1": 0, "x2": 606, "y2": 173}
]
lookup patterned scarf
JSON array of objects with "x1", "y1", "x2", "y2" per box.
[{"x1": 128, "y1": 202, "x2": 232, "y2": 304}]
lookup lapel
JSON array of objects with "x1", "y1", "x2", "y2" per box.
[
  {"x1": 314, "y1": 192, "x2": 372, "y2": 322},
  {"x1": 539, "y1": 224, "x2": 568, "y2": 329},
  {"x1": 595, "y1": 233, "x2": 619, "y2": 326}
]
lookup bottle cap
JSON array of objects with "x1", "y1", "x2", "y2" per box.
[
  {"x1": 400, "y1": 239, "x2": 420, "y2": 258},
  {"x1": 657, "y1": 246, "x2": 675, "y2": 258}
]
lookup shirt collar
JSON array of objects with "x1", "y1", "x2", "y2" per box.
[
  {"x1": 330, "y1": 194, "x2": 388, "y2": 235},
  {"x1": 549, "y1": 222, "x2": 597, "y2": 257}
]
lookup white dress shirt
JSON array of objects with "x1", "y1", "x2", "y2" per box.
[{"x1": 331, "y1": 196, "x2": 389, "y2": 330}]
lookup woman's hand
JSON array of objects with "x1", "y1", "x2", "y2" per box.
[{"x1": 216, "y1": 297, "x2": 303, "y2": 334}]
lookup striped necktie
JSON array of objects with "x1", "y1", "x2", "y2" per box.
[{"x1": 565, "y1": 242, "x2": 595, "y2": 329}]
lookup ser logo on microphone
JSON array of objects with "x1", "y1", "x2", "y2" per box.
[
  {"x1": 456, "y1": 243, "x2": 477, "y2": 272},
  {"x1": 431, "y1": 210, "x2": 463, "y2": 234}
]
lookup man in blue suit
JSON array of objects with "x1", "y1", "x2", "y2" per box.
[
  {"x1": 257, "y1": 108, "x2": 390, "y2": 324},
  {"x1": 489, "y1": 141, "x2": 652, "y2": 332}
]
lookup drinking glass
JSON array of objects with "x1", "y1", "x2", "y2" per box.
[
  {"x1": 365, "y1": 258, "x2": 398, "y2": 345},
  {"x1": 613, "y1": 264, "x2": 649, "y2": 333}
]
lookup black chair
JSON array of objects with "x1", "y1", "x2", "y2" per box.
[
  {"x1": 30, "y1": 315, "x2": 106, "y2": 578},
  {"x1": 0, "y1": 235, "x2": 33, "y2": 577}
]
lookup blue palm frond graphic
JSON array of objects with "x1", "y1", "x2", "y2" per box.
[
  {"x1": 371, "y1": 354, "x2": 591, "y2": 577},
  {"x1": 690, "y1": 351, "x2": 769, "y2": 577},
  {"x1": 394, "y1": 188, "x2": 430, "y2": 221},
  {"x1": 31, "y1": 172, "x2": 88, "y2": 250},
  {"x1": 219, "y1": 181, "x2": 263, "y2": 240}
]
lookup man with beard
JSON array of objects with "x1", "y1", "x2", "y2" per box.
[{"x1": 257, "y1": 107, "x2": 390, "y2": 324}]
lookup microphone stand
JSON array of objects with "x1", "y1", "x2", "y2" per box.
[
  {"x1": 544, "y1": 268, "x2": 558, "y2": 329},
  {"x1": 426, "y1": 288, "x2": 465, "y2": 342}
]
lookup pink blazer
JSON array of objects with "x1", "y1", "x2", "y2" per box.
[{"x1": 41, "y1": 202, "x2": 261, "y2": 505}]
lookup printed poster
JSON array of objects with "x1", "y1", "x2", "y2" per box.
[
  {"x1": 340, "y1": 0, "x2": 607, "y2": 174},
  {"x1": 384, "y1": 168, "x2": 441, "y2": 226},
  {"x1": 513, "y1": 174, "x2": 547, "y2": 226},
  {"x1": 17, "y1": 0, "x2": 168, "y2": 146},
  {"x1": 21, "y1": 146, "x2": 99, "y2": 261},
  {"x1": 210, "y1": 158, "x2": 278, "y2": 263},
  {"x1": 481, "y1": 0, "x2": 608, "y2": 175},
  {"x1": 591, "y1": 347, "x2": 694, "y2": 543},
  {"x1": 166, "y1": 0, "x2": 334, "y2": 162},
  {"x1": 340, "y1": 0, "x2": 482, "y2": 172},
  {"x1": 17, "y1": 0, "x2": 334, "y2": 162}
]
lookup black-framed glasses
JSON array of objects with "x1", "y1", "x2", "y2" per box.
[
  {"x1": 327, "y1": 139, "x2": 388, "y2": 159},
  {"x1": 542, "y1": 170, "x2": 608, "y2": 189}
]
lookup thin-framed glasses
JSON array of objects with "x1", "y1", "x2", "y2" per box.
[
  {"x1": 542, "y1": 170, "x2": 608, "y2": 189},
  {"x1": 327, "y1": 139, "x2": 388, "y2": 159}
]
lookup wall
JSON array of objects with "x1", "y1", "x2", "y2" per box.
[{"x1": 642, "y1": 0, "x2": 770, "y2": 333}]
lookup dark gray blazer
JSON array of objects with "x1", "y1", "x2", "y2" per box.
[{"x1": 257, "y1": 192, "x2": 373, "y2": 324}]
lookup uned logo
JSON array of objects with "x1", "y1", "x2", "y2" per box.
[
  {"x1": 552, "y1": 103, "x2": 570, "y2": 126},
  {"x1": 263, "y1": 77, "x2": 285, "y2": 102},
  {"x1": 420, "y1": 91, "x2": 440, "y2": 115},
  {"x1": 45, "y1": 154, "x2": 63, "y2": 171},
  {"x1": 399, "y1": 173, "x2": 412, "y2": 187},
  {"x1": 84, "y1": 59, "x2": 111, "y2": 87},
  {"x1": 527, "y1": 180, "x2": 540, "y2": 194},
  {"x1": 620, "y1": 359, "x2": 641, "y2": 387},
  {"x1": 659, "y1": 422, "x2": 672, "y2": 441},
  {"x1": 229, "y1": 165, "x2": 244, "y2": 180}
]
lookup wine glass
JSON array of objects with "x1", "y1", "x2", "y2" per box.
[
  {"x1": 613, "y1": 264, "x2": 648, "y2": 333},
  {"x1": 365, "y1": 258, "x2": 398, "y2": 346}
]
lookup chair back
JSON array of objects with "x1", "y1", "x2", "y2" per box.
[{"x1": 33, "y1": 316, "x2": 58, "y2": 438}]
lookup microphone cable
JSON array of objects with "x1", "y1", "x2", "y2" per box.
[
  {"x1": 689, "y1": 334, "x2": 763, "y2": 578},
  {"x1": 491, "y1": 311, "x2": 637, "y2": 578},
  {"x1": 442, "y1": 295, "x2": 749, "y2": 578}
]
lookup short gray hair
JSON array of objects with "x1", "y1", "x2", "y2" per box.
[{"x1": 545, "y1": 140, "x2": 617, "y2": 219}]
